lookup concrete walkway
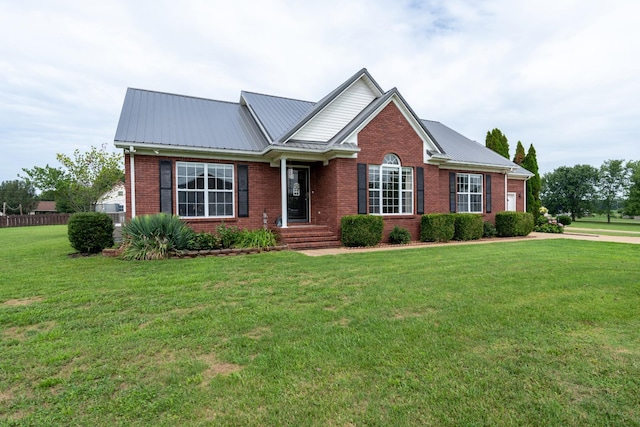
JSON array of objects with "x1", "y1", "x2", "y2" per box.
[{"x1": 298, "y1": 230, "x2": 640, "y2": 257}]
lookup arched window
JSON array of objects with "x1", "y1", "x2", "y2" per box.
[{"x1": 368, "y1": 153, "x2": 413, "y2": 214}]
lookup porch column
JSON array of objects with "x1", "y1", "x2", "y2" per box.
[
  {"x1": 129, "y1": 147, "x2": 136, "y2": 218},
  {"x1": 280, "y1": 157, "x2": 288, "y2": 228}
]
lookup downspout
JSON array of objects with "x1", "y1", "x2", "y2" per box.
[
  {"x1": 129, "y1": 146, "x2": 136, "y2": 218},
  {"x1": 504, "y1": 173, "x2": 508, "y2": 210},
  {"x1": 280, "y1": 157, "x2": 288, "y2": 228},
  {"x1": 523, "y1": 180, "x2": 527, "y2": 213}
]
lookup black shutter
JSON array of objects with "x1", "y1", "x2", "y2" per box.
[
  {"x1": 485, "y1": 174, "x2": 492, "y2": 213},
  {"x1": 238, "y1": 164, "x2": 249, "y2": 217},
  {"x1": 357, "y1": 163, "x2": 367, "y2": 214},
  {"x1": 159, "y1": 160, "x2": 173, "y2": 214},
  {"x1": 449, "y1": 172, "x2": 456, "y2": 213},
  {"x1": 416, "y1": 167, "x2": 424, "y2": 215}
]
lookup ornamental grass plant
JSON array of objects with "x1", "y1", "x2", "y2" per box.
[{"x1": 121, "y1": 213, "x2": 193, "y2": 260}]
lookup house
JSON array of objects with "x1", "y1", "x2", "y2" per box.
[
  {"x1": 114, "y1": 68, "x2": 532, "y2": 248},
  {"x1": 95, "y1": 182, "x2": 126, "y2": 214},
  {"x1": 31, "y1": 201, "x2": 57, "y2": 215}
]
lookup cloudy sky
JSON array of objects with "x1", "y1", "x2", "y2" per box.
[{"x1": 1, "y1": 0, "x2": 639, "y2": 184}]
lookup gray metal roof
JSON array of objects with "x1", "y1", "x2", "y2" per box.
[
  {"x1": 241, "y1": 91, "x2": 314, "y2": 141},
  {"x1": 113, "y1": 73, "x2": 533, "y2": 178},
  {"x1": 114, "y1": 88, "x2": 268, "y2": 152},
  {"x1": 422, "y1": 120, "x2": 533, "y2": 176}
]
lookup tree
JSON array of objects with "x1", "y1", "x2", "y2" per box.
[
  {"x1": 485, "y1": 128, "x2": 509, "y2": 159},
  {"x1": 22, "y1": 144, "x2": 124, "y2": 212},
  {"x1": 624, "y1": 161, "x2": 640, "y2": 216},
  {"x1": 597, "y1": 159, "x2": 630, "y2": 223},
  {"x1": 521, "y1": 144, "x2": 541, "y2": 218},
  {"x1": 513, "y1": 141, "x2": 526, "y2": 165},
  {"x1": 541, "y1": 165, "x2": 599, "y2": 220},
  {"x1": 0, "y1": 180, "x2": 37, "y2": 214}
]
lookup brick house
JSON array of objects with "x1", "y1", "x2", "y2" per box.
[{"x1": 114, "y1": 69, "x2": 532, "y2": 248}]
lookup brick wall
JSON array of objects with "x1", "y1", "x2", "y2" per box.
[{"x1": 125, "y1": 154, "x2": 282, "y2": 233}]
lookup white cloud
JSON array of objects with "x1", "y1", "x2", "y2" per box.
[{"x1": 1, "y1": 0, "x2": 639, "y2": 185}]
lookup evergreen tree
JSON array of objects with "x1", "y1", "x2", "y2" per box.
[
  {"x1": 521, "y1": 144, "x2": 541, "y2": 217},
  {"x1": 513, "y1": 141, "x2": 526, "y2": 165},
  {"x1": 485, "y1": 128, "x2": 509, "y2": 159}
]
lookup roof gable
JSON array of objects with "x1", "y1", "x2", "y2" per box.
[{"x1": 278, "y1": 68, "x2": 384, "y2": 144}]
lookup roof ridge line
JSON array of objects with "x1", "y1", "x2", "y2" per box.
[
  {"x1": 241, "y1": 90, "x2": 315, "y2": 104},
  {"x1": 127, "y1": 87, "x2": 239, "y2": 105}
]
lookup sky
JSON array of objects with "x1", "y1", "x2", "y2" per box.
[{"x1": 1, "y1": 0, "x2": 639, "y2": 185}]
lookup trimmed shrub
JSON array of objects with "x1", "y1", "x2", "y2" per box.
[
  {"x1": 216, "y1": 223, "x2": 242, "y2": 249},
  {"x1": 453, "y1": 214, "x2": 483, "y2": 241},
  {"x1": 483, "y1": 221, "x2": 497, "y2": 238},
  {"x1": 187, "y1": 231, "x2": 221, "y2": 250},
  {"x1": 235, "y1": 228, "x2": 278, "y2": 249},
  {"x1": 389, "y1": 225, "x2": 411, "y2": 245},
  {"x1": 341, "y1": 215, "x2": 384, "y2": 247},
  {"x1": 535, "y1": 223, "x2": 564, "y2": 233},
  {"x1": 68, "y1": 212, "x2": 114, "y2": 254},
  {"x1": 495, "y1": 211, "x2": 534, "y2": 237},
  {"x1": 420, "y1": 214, "x2": 455, "y2": 242},
  {"x1": 557, "y1": 215, "x2": 572, "y2": 226},
  {"x1": 121, "y1": 213, "x2": 193, "y2": 260}
]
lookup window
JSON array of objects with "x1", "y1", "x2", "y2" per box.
[
  {"x1": 177, "y1": 162, "x2": 234, "y2": 217},
  {"x1": 368, "y1": 154, "x2": 413, "y2": 214},
  {"x1": 456, "y1": 173, "x2": 483, "y2": 213}
]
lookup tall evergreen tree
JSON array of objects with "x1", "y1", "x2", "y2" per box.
[
  {"x1": 485, "y1": 128, "x2": 509, "y2": 159},
  {"x1": 521, "y1": 144, "x2": 541, "y2": 217},
  {"x1": 513, "y1": 141, "x2": 526, "y2": 165}
]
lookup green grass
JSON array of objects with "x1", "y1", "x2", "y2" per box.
[
  {"x1": 1, "y1": 226, "x2": 640, "y2": 426},
  {"x1": 568, "y1": 217, "x2": 640, "y2": 236}
]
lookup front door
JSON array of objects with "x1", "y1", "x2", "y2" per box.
[{"x1": 287, "y1": 168, "x2": 309, "y2": 222}]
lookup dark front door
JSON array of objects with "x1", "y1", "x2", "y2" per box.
[{"x1": 287, "y1": 168, "x2": 309, "y2": 222}]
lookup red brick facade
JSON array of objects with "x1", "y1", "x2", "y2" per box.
[{"x1": 124, "y1": 102, "x2": 527, "y2": 242}]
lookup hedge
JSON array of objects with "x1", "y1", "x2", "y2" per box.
[
  {"x1": 420, "y1": 214, "x2": 455, "y2": 242},
  {"x1": 495, "y1": 211, "x2": 534, "y2": 237},
  {"x1": 453, "y1": 214, "x2": 483, "y2": 241},
  {"x1": 341, "y1": 215, "x2": 384, "y2": 247}
]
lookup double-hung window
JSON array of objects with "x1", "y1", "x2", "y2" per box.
[
  {"x1": 456, "y1": 173, "x2": 483, "y2": 213},
  {"x1": 368, "y1": 154, "x2": 413, "y2": 215},
  {"x1": 177, "y1": 162, "x2": 234, "y2": 217}
]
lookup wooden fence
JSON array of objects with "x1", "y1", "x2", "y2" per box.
[{"x1": 0, "y1": 212, "x2": 125, "y2": 228}]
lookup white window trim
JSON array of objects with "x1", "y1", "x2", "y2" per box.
[
  {"x1": 457, "y1": 173, "x2": 483, "y2": 214},
  {"x1": 176, "y1": 161, "x2": 235, "y2": 218},
  {"x1": 368, "y1": 154, "x2": 413, "y2": 215}
]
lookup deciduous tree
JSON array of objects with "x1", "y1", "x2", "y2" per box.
[
  {"x1": 597, "y1": 159, "x2": 630, "y2": 223},
  {"x1": 0, "y1": 180, "x2": 37, "y2": 214},
  {"x1": 624, "y1": 161, "x2": 640, "y2": 216},
  {"x1": 22, "y1": 144, "x2": 123, "y2": 212},
  {"x1": 541, "y1": 165, "x2": 599, "y2": 220}
]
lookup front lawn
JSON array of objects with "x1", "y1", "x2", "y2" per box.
[{"x1": 1, "y1": 226, "x2": 639, "y2": 425}]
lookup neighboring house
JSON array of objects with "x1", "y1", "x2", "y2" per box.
[
  {"x1": 31, "y1": 201, "x2": 57, "y2": 215},
  {"x1": 95, "y1": 183, "x2": 126, "y2": 213},
  {"x1": 114, "y1": 68, "x2": 532, "y2": 246}
]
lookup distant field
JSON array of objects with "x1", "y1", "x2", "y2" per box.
[{"x1": 1, "y1": 226, "x2": 639, "y2": 426}]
